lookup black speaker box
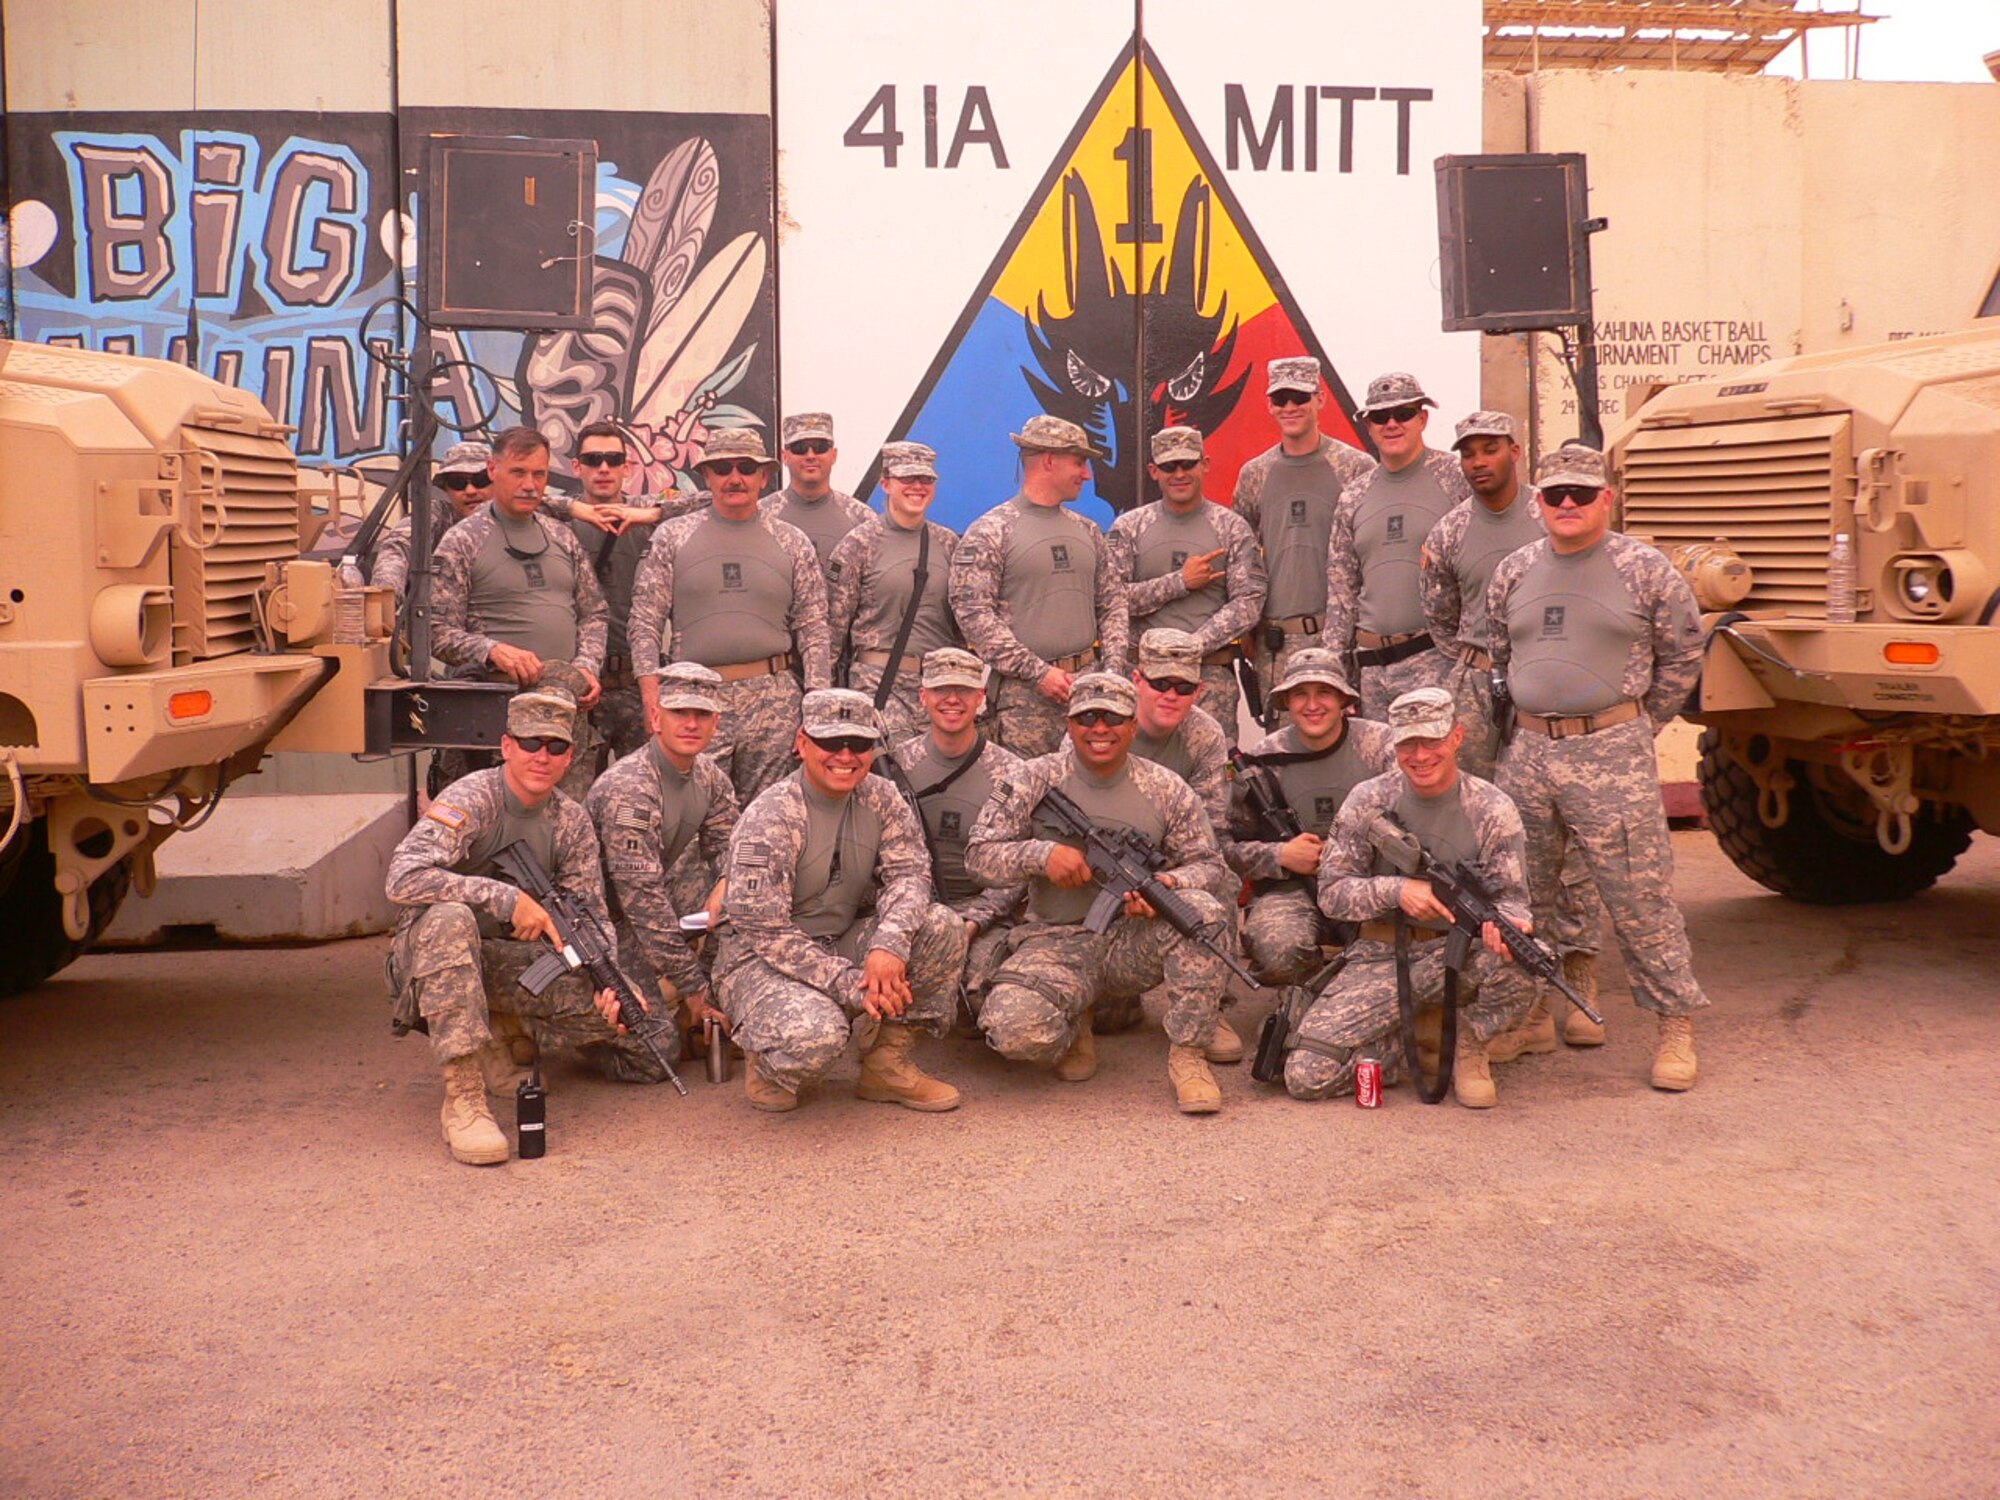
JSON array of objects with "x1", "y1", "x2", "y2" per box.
[
  {"x1": 424, "y1": 134, "x2": 597, "y2": 330},
  {"x1": 1435, "y1": 153, "x2": 1592, "y2": 333}
]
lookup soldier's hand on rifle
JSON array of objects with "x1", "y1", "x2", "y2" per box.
[
  {"x1": 1480, "y1": 921, "x2": 1515, "y2": 959},
  {"x1": 860, "y1": 948, "x2": 913, "y2": 1018},
  {"x1": 1123, "y1": 873, "x2": 1174, "y2": 920},
  {"x1": 1278, "y1": 832, "x2": 1324, "y2": 876},
  {"x1": 1397, "y1": 878, "x2": 1454, "y2": 926},
  {"x1": 488, "y1": 642, "x2": 544, "y2": 686},
  {"x1": 1181, "y1": 548, "x2": 1225, "y2": 590},
  {"x1": 592, "y1": 986, "x2": 626, "y2": 1029},
  {"x1": 1037, "y1": 667, "x2": 1076, "y2": 703},
  {"x1": 576, "y1": 665, "x2": 603, "y2": 710},
  {"x1": 1045, "y1": 844, "x2": 1094, "y2": 888},
  {"x1": 509, "y1": 891, "x2": 559, "y2": 943}
]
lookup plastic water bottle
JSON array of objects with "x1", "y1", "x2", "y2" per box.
[
  {"x1": 1826, "y1": 533, "x2": 1857, "y2": 623},
  {"x1": 333, "y1": 558, "x2": 368, "y2": 644}
]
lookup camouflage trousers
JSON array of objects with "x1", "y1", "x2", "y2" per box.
[
  {"x1": 1243, "y1": 884, "x2": 1333, "y2": 987},
  {"x1": 955, "y1": 920, "x2": 1016, "y2": 1025},
  {"x1": 710, "y1": 668, "x2": 803, "y2": 805},
  {"x1": 387, "y1": 904, "x2": 681, "y2": 1081},
  {"x1": 1194, "y1": 661, "x2": 1245, "y2": 735},
  {"x1": 1283, "y1": 936, "x2": 1537, "y2": 1100},
  {"x1": 1357, "y1": 644, "x2": 1452, "y2": 723},
  {"x1": 980, "y1": 890, "x2": 1233, "y2": 1063},
  {"x1": 990, "y1": 672, "x2": 1073, "y2": 758},
  {"x1": 844, "y1": 659, "x2": 925, "y2": 747},
  {"x1": 715, "y1": 904, "x2": 967, "y2": 1092},
  {"x1": 1497, "y1": 716, "x2": 1709, "y2": 1017},
  {"x1": 591, "y1": 680, "x2": 649, "y2": 767},
  {"x1": 1446, "y1": 654, "x2": 1602, "y2": 958},
  {"x1": 615, "y1": 842, "x2": 723, "y2": 1002},
  {"x1": 1251, "y1": 632, "x2": 1324, "y2": 728}
]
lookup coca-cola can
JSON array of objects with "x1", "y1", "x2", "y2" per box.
[{"x1": 1354, "y1": 1059, "x2": 1383, "y2": 1108}]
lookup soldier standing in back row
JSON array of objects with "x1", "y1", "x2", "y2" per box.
[
  {"x1": 368, "y1": 439, "x2": 489, "y2": 598},
  {"x1": 828, "y1": 441, "x2": 961, "y2": 744},
  {"x1": 1109, "y1": 426, "x2": 1266, "y2": 713},
  {"x1": 1232, "y1": 357, "x2": 1378, "y2": 712},
  {"x1": 628, "y1": 428, "x2": 833, "y2": 804},
  {"x1": 950, "y1": 415, "x2": 1130, "y2": 757},
  {"x1": 761, "y1": 412, "x2": 873, "y2": 571},
  {"x1": 1324, "y1": 373, "x2": 1475, "y2": 721},
  {"x1": 567, "y1": 420, "x2": 660, "y2": 762},
  {"x1": 1485, "y1": 445, "x2": 1709, "y2": 1090}
]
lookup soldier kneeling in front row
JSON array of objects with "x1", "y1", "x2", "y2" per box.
[{"x1": 386, "y1": 692, "x2": 677, "y2": 1166}]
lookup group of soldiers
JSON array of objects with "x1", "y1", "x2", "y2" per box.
[{"x1": 377, "y1": 357, "x2": 1711, "y2": 1166}]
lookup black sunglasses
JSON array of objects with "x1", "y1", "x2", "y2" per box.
[
  {"x1": 806, "y1": 733, "x2": 876, "y2": 755},
  {"x1": 575, "y1": 450, "x2": 626, "y2": 468},
  {"x1": 1366, "y1": 404, "x2": 1424, "y2": 426},
  {"x1": 512, "y1": 736, "x2": 573, "y2": 757},
  {"x1": 1268, "y1": 389, "x2": 1314, "y2": 407},
  {"x1": 436, "y1": 473, "x2": 484, "y2": 491},
  {"x1": 787, "y1": 439, "x2": 834, "y2": 456},
  {"x1": 1155, "y1": 459, "x2": 1200, "y2": 474},
  {"x1": 1070, "y1": 710, "x2": 1132, "y2": 728},
  {"x1": 702, "y1": 458, "x2": 766, "y2": 477},
  {"x1": 1539, "y1": 486, "x2": 1602, "y2": 509},
  {"x1": 1142, "y1": 675, "x2": 1200, "y2": 697}
]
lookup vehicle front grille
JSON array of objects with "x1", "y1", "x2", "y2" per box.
[{"x1": 173, "y1": 424, "x2": 300, "y2": 661}]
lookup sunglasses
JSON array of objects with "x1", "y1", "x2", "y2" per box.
[
  {"x1": 1539, "y1": 486, "x2": 1602, "y2": 509},
  {"x1": 702, "y1": 458, "x2": 766, "y2": 477},
  {"x1": 436, "y1": 473, "x2": 484, "y2": 491},
  {"x1": 1142, "y1": 675, "x2": 1200, "y2": 697},
  {"x1": 1268, "y1": 389, "x2": 1314, "y2": 407},
  {"x1": 806, "y1": 733, "x2": 877, "y2": 755},
  {"x1": 787, "y1": 440, "x2": 834, "y2": 456},
  {"x1": 512, "y1": 736, "x2": 573, "y2": 757},
  {"x1": 1070, "y1": 710, "x2": 1132, "y2": 729},
  {"x1": 575, "y1": 451, "x2": 626, "y2": 468},
  {"x1": 1366, "y1": 404, "x2": 1425, "y2": 426},
  {"x1": 1155, "y1": 459, "x2": 1200, "y2": 474}
]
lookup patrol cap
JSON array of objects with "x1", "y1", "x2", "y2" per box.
[
  {"x1": 699, "y1": 428, "x2": 779, "y2": 468},
  {"x1": 1387, "y1": 687, "x2": 1458, "y2": 744},
  {"x1": 781, "y1": 412, "x2": 836, "y2": 446},
  {"x1": 800, "y1": 688, "x2": 883, "y2": 742},
  {"x1": 1266, "y1": 357, "x2": 1321, "y2": 395},
  {"x1": 507, "y1": 691, "x2": 576, "y2": 741},
  {"x1": 1274, "y1": 647, "x2": 1357, "y2": 702},
  {"x1": 1067, "y1": 673, "x2": 1138, "y2": 720},
  {"x1": 880, "y1": 441, "x2": 939, "y2": 480},
  {"x1": 436, "y1": 440, "x2": 492, "y2": 476},
  {"x1": 1358, "y1": 372, "x2": 1436, "y2": 415},
  {"x1": 1136, "y1": 628, "x2": 1204, "y2": 684},
  {"x1": 653, "y1": 661, "x2": 725, "y2": 713},
  {"x1": 1534, "y1": 443, "x2": 1610, "y2": 491},
  {"x1": 1452, "y1": 410, "x2": 1518, "y2": 449},
  {"x1": 920, "y1": 647, "x2": 986, "y2": 690},
  {"x1": 1011, "y1": 413, "x2": 1104, "y2": 459},
  {"x1": 1149, "y1": 426, "x2": 1204, "y2": 464},
  {"x1": 535, "y1": 660, "x2": 591, "y2": 707}
]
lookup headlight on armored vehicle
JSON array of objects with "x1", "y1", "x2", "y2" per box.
[{"x1": 1888, "y1": 552, "x2": 1985, "y2": 622}]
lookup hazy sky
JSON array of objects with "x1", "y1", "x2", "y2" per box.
[{"x1": 1767, "y1": 0, "x2": 1996, "y2": 82}]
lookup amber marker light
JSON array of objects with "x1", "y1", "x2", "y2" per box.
[
  {"x1": 168, "y1": 690, "x2": 214, "y2": 720},
  {"x1": 1883, "y1": 642, "x2": 1941, "y2": 667}
]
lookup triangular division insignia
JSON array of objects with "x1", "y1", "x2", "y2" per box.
[{"x1": 865, "y1": 39, "x2": 1370, "y2": 530}]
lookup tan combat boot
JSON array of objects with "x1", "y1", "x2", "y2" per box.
[
  {"x1": 1205, "y1": 1014, "x2": 1246, "y2": 1065},
  {"x1": 1561, "y1": 954, "x2": 1605, "y2": 1046},
  {"x1": 1054, "y1": 1012, "x2": 1099, "y2": 1082},
  {"x1": 742, "y1": 1053, "x2": 800, "y2": 1113},
  {"x1": 856, "y1": 1024, "x2": 962, "y2": 1112},
  {"x1": 1168, "y1": 1044, "x2": 1223, "y2": 1114},
  {"x1": 441, "y1": 1055, "x2": 509, "y2": 1164},
  {"x1": 491, "y1": 1009, "x2": 538, "y2": 1066},
  {"x1": 1452, "y1": 1034, "x2": 1497, "y2": 1110},
  {"x1": 473, "y1": 1036, "x2": 530, "y2": 1095},
  {"x1": 1651, "y1": 1015, "x2": 1698, "y2": 1091},
  {"x1": 1487, "y1": 994, "x2": 1556, "y2": 1063}
]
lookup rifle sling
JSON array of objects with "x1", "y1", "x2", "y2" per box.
[
  {"x1": 873, "y1": 523, "x2": 930, "y2": 710},
  {"x1": 1396, "y1": 914, "x2": 1457, "y2": 1105},
  {"x1": 910, "y1": 735, "x2": 984, "y2": 801}
]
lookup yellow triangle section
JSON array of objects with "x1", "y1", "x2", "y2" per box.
[{"x1": 988, "y1": 55, "x2": 1282, "y2": 327}]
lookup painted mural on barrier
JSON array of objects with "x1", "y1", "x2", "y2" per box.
[{"x1": 5, "y1": 108, "x2": 775, "y2": 493}]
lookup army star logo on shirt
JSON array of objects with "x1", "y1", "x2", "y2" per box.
[
  {"x1": 722, "y1": 562, "x2": 744, "y2": 590},
  {"x1": 1050, "y1": 543, "x2": 1072, "y2": 571},
  {"x1": 1543, "y1": 605, "x2": 1567, "y2": 636},
  {"x1": 1386, "y1": 515, "x2": 1404, "y2": 543}
]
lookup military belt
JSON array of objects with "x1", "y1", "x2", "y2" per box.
[
  {"x1": 1050, "y1": 648, "x2": 1098, "y2": 672},
  {"x1": 712, "y1": 652, "x2": 796, "y2": 683},
  {"x1": 1457, "y1": 643, "x2": 1493, "y2": 670},
  {"x1": 854, "y1": 649, "x2": 925, "y2": 675},
  {"x1": 1201, "y1": 643, "x2": 1245, "y2": 667},
  {"x1": 1359, "y1": 919, "x2": 1446, "y2": 945},
  {"x1": 1516, "y1": 700, "x2": 1642, "y2": 739},
  {"x1": 1266, "y1": 614, "x2": 1322, "y2": 637},
  {"x1": 1353, "y1": 631, "x2": 1435, "y2": 669}
]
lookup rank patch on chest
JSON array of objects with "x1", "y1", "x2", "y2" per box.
[{"x1": 427, "y1": 803, "x2": 469, "y2": 830}]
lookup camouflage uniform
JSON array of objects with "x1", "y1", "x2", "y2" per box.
[
  {"x1": 584, "y1": 739, "x2": 737, "y2": 1005},
  {"x1": 1132, "y1": 702, "x2": 1231, "y2": 834},
  {"x1": 430, "y1": 503, "x2": 609, "y2": 800},
  {"x1": 384, "y1": 767, "x2": 677, "y2": 1081},
  {"x1": 368, "y1": 493, "x2": 461, "y2": 598},
  {"x1": 828, "y1": 514, "x2": 962, "y2": 745},
  {"x1": 1487, "y1": 528, "x2": 1710, "y2": 1018},
  {"x1": 627, "y1": 506, "x2": 833, "y2": 804},
  {"x1": 963, "y1": 744, "x2": 1236, "y2": 1061},
  {"x1": 1324, "y1": 447, "x2": 1474, "y2": 720},
  {"x1": 762, "y1": 486, "x2": 874, "y2": 571},
  {"x1": 1286, "y1": 769, "x2": 1537, "y2": 1099},
  {"x1": 714, "y1": 770, "x2": 966, "y2": 1092}
]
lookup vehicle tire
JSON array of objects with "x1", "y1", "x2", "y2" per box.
[
  {"x1": 1699, "y1": 728, "x2": 1972, "y2": 904},
  {"x1": 0, "y1": 817, "x2": 133, "y2": 996}
]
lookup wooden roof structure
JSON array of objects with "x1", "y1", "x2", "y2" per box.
[{"x1": 1486, "y1": 1, "x2": 1879, "y2": 75}]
